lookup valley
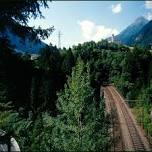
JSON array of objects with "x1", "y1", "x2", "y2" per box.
[{"x1": 0, "y1": 1, "x2": 152, "y2": 151}]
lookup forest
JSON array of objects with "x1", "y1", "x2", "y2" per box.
[
  {"x1": 1, "y1": 37, "x2": 152, "y2": 151},
  {"x1": 0, "y1": 0, "x2": 152, "y2": 151}
]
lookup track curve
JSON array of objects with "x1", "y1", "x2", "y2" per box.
[{"x1": 104, "y1": 85, "x2": 151, "y2": 151}]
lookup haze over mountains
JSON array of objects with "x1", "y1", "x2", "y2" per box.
[
  {"x1": 132, "y1": 20, "x2": 152, "y2": 46},
  {"x1": 0, "y1": 20, "x2": 47, "y2": 54},
  {"x1": 3, "y1": 28, "x2": 47, "y2": 54},
  {"x1": 115, "y1": 16, "x2": 152, "y2": 47},
  {"x1": 115, "y1": 17, "x2": 148, "y2": 45},
  {"x1": 0, "y1": 16, "x2": 152, "y2": 54}
]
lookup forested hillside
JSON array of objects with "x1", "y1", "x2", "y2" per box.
[
  {"x1": 1, "y1": 38, "x2": 152, "y2": 150},
  {"x1": 115, "y1": 17, "x2": 148, "y2": 45},
  {"x1": 0, "y1": 0, "x2": 152, "y2": 151},
  {"x1": 0, "y1": 40, "x2": 110, "y2": 151},
  {"x1": 132, "y1": 20, "x2": 152, "y2": 47},
  {"x1": 114, "y1": 16, "x2": 152, "y2": 48}
]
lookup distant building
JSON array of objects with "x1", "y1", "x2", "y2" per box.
[
  {"x1": 108, "y1": 34, "x2": 115, "y2": 43},
  {"x1": 30, "y1": 54, "x2": 39, "y2": 60},
  {"x1": 111, "y1": 34, "x2": 114, "y2": 43}
]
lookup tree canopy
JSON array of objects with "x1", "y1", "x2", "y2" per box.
[{"x1": 0, "y1": 0, "x2": 53, "y2": 40}]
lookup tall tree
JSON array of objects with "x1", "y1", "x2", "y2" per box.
[{"x1": 52, "y1": 59, "x2": 109, "y2": 151}]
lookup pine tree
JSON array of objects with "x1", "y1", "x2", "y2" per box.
[{"x1": 0, "y1": 0, "x2": 53, "y2": 41}]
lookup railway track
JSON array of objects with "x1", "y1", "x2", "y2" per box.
[
  {"x1": 104, "y1": 86, "x2": 151, "y2": 151},
  {"x1": 120, "y1": 101, "x2": 145, "y2": 151},
  {"x1": 110, "y1": 86, "x2": 146, "y2": 151},
  {"x1": 104, "y1": 87, "x2": 123, "y2": 151}
]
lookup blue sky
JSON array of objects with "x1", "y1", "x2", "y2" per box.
[{"x1": 29, "y1": 1, "x2": 152, "y2": 48}]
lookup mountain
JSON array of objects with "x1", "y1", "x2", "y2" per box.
[
  {"x1": 0, "y1": 20, "x2": 47, "y2": 54},
  {"x1": 131, "y1": 20, "x2": 152, "y2": 47},
  {"x1": 115, "y1": 17, "x2": 148, "y2": 45}
]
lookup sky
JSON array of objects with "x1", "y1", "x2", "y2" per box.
[{"x1": 29, "y1": 1, "x2": 152, "y2": 48}]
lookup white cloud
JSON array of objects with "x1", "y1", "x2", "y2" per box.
[
  {"x1": 111, "y1": 3, "x2": 122, "y2": 14},
  {"x1": 145, "y1": 1, "x2": 152, "y2": 9},
  {"x1": 78, "y1": 20, "x2": 119, "y2": 42},
  {"x1": 78, "y1": 20, "x2": 95, "y2": 39},
  {"x1": 147, "y1": 12, "x2": 152, "y2": 20},
  {"x1": 145, "y1": 1, "x2": 152, "y2": 21}
]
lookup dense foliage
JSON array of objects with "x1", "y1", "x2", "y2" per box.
[
  {"x1": 1, "y1": 32, "x2": 152, "y2": 150},
  {"x1": 1, "y1": 37, "x2": 152, "y2": 150},
  {"x1": 0, "y1": 0, "x2": 53, "y2": 42},
  {"x1": 53, "y1": 60, "x2": 108, "y2": 151},
  {"x1": 0, "y1": 47, "x2": 109, "y2": 150},
  {"x1": 0, "y1": 1, "x2": 152, "y2": 150}
]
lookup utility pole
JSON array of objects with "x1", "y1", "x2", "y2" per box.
[{"x1": 58, "y1": 30, "x2": 62, "y2": 49}]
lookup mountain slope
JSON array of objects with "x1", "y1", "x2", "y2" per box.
[
  {"x1": 132, "y1": 20, "x2": 152, "y2": 46},
  {"x1": 0, "y1": 20, "x2": 47, "y2": 54},
  {"x1": 115, "y1": 17, "x2": 148, "y2": 45}
]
